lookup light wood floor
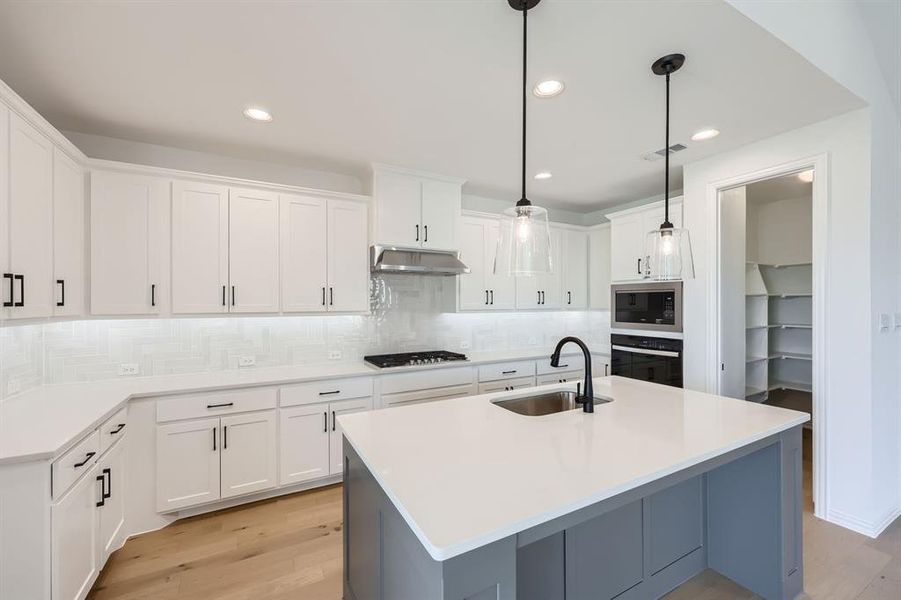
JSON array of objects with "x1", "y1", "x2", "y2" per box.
[{"x1": 89, "y1": 445, "x2": 901, "y2": 600}]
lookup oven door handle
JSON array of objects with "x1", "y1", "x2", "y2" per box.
[{"x1": 611, "y1": 345, "x2": 680, "y2": 358}]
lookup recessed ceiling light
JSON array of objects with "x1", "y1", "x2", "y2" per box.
[
  {"x1": 534, "y1": 171, "x2": 552, "y2": 180},
  {"x1": 243, "y1": 106, "x2": 273, "y2": 122},
  {"x1": 797, "y1": 170, "x2": 814, "y2": 183},
  {"x1": 690, "y1": 128, "x2": 719, "y2": 141},
  {"x1": 533, "y1": 79, "x2": 565, "y2": 98}
]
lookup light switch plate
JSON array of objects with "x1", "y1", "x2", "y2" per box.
[
  {"x1": 118, "y1": 363, "x2": 139, "y2": 376},
  {"x1": 459, "y1": 340, "x2": 471, "y2": 350},
  {"x1": 879, "y1": 313, "x2": 891, "y2": 332},
  {"x1": 329, "y1": 350, "x2": 343, "y2": 360},
  {"x1": 238, "y1": 356, "x2": 256, "y2": 367}
]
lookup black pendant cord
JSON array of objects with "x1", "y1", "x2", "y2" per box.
[
  {"x1": 663, "y1": 71, "x2": 672, "y2": 229},
  {"x1": 519, "y1": 4, "x2": 529, "y2": 206}
]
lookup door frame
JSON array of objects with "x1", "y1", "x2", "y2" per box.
[{"x1": 707, "y1": 152, "x2": 828, "y2": 519}]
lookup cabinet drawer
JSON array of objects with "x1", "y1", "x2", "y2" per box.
[
  {"x1": 478, "y1": 376, "x2": 535, "y2": 394},
  {"x1": 280, "y1": 377, "x2": 373, "y2": 408},
  {"x1": 52, "y1": 430, "x2": 100, "y2": 500},
  {"x1": 99, "y1": 406, "x2": 128, "y2": 455},
  {"x1": 537, "y1": 371, "x2": 584, "y2": 386},
  {"x1": 536, "y1": 354, "x2": 585, "y2": 375},
  {"x1": 382, "y1": 383, "x2": 476, "y2": 408},
  {"x1": 478, "y1": 360, "x2": 535, "y2": 382},
  {"x1": 380, "y1": 366, "x2": 474, "y2": 395},
  {"x1": 156, "y1": 387, "x2": 277, "y2": 423}
]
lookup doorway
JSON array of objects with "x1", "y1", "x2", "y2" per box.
[{"x1": 714, "y1": 157, "x2": 826, "y2": 518}]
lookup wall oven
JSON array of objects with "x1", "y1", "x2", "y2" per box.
[
  {"x1": 611, "y1": 334, "x2": 683, "y2": 388},
  {"x1": 610, "y1": 281, "x2": 682, "y2": 333}
]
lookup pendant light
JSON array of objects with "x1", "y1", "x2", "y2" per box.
[
  {"x1": 646, "y1": 53, "x2": 695, "y2": 280},
  {"x1": 495, "y1": 0, "x2": 552, "y2": 277}
]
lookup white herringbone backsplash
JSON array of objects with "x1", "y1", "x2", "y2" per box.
[{"x1": 0, "y1": 276, "x2": 610, "y2": 400}]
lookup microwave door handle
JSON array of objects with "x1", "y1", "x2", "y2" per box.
[{"x1": 611, "y1": 345, "x2": 680, "y2": 358}]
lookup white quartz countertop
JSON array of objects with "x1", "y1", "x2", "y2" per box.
[
  {"x1": 338, "y1": 376, "x2": 810, "y2": 561},
  {"x1": 0, "y1": 347, "x2": 608, "y2": 465}
]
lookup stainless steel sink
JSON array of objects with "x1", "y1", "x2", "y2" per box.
[{"x1": 491, "y1": 390, "x2": 613, "y2": 416}]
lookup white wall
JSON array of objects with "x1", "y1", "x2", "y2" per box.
[
  {"x1": 748, "y1": 196, "x2": 812, "y2": 266},
  {"x1": 63, "y1": 130, "x2": 366, "y2": 195},
  {"x1": 727, "y1": 0, "x2": 901, "y2": 537}
]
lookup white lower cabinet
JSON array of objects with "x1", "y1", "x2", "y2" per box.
[
  {"x1": 156, "y1": 417, "x2": 221, "y2": 512},
  {"x1": 537, "y1": 371, "x2": 585, "y2": 386},
  {"x1": 220, "y1": 411, "x2": 278, "y2": 499},
  {"x1": 52, "y1": 464, "x2": 100, "y2": 600},
  {"x1": 279, "y1": 397, "x2": 371, "y2": 486},
  {"x1": 97, "y1": 439, "x2": 127, "y2": 565},
  {"x1": 477, "y1": 376, "x2": 535, "y2": 394}
]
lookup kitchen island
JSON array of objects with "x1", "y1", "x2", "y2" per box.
[{"x1": 339, "y1": 376, "x2": 809, "y2": 600}]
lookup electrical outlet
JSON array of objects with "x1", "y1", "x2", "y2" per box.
[
  {"x1": 238, "y1": 355, "x2": 256, "y2": 367},
  {"x1": 329, "y1": 350, "x2": 343, "y2": 360},
  {"x1": 118, "y1": 363, "x2": 139, "y2": 376},
  {"x1": 6, "y1": 380, "x2": 21, "y2": 395},
  {"x1": 459, "y1": 340, "x2": 471, "y2": 350},
  {"x1": 528, "y1": 336, "x2": 538, "y2": 345}
]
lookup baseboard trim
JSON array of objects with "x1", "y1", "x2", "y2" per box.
[{"x1": 827, "y1": 503, "x2": 901, "y2": 538}]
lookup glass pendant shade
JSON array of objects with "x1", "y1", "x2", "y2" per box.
[
  {"x1": 645, "y1": 226, "x2": 694, "y2": 280},
  {"x1": 494, "y1": 203, "x2": 552, "y2": 276}
]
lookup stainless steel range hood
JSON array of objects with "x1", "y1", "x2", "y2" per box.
[{"x1": 370, "y1": 244, "x2": 470, "y2": 276}]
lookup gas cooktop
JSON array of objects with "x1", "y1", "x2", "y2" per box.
[{"x1": 364, "y1": 350, "x2": 468, "y2": 369}]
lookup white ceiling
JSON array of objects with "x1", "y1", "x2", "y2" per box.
[
  {"x1": 0, "y1": 0, "x2": 863, "y2": 212},
  {"x1": 746, "y1": 172, "x2": 812, "y2": 205}
]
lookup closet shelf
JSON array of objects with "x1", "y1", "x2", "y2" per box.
[
  {"x1": 753, "y1": 261, "x2": 813, "y2": 269},
  {"x1": 768, "y1": 380, "x2": 812, "y2": 393},
  {"x1": 746, "y1": 324, "x2": 768, "y2": 330},
  {"x1": 769, "y1": 351, "x2": 812, "y2": 361},
  {"x1": 766, "y1": 293, "x2": 812, "y2": 298},
  {"x1": 746, "y1": 356, "x2": 768, "y2": 364},
  {"x1": 768, "y1": 323, "x2": 812, "y2": 329}
]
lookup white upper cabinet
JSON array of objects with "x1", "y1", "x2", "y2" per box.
[
  {"x1": 607, "y1": 198, "x2": 682, "y2": 282},
  {"x1": 6, "y1": 113, "x2": 54, "y2": 319},
  {"x1": 91, "y1": 170, "x2": 168, "y2": 315},
  {"x1": 326, "y1": 199, "x2": 369, "y2": 312},
  {"x1": 52, "y1": 148, "x2": 85, "y2": 317},
  {"x1": 561, "y1": 229, "x2": 588, "y2": 309},
  {"x1": 372, "y1": 165, "x2": 463, "y2": 250},
  {"x1": 459, "y1": 215, "x2": 516, "y2": 311},
  {"x1": 588, "y1": 224, "x2": 612, "y2": 309},
  {"x1": 515, "y1": 227, "x2": 563, "y2": 310},
  {"x1": 228, "y1": 188, "x2": 280, "y2": 313},
  {"x1": 280, "y1": 195, "x2": 368, "y2": 313},
  {"x1": 171, "y1": 181, "x2": 229, "y2": 314}
]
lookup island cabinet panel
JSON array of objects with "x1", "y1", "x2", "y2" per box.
[{"x1": 647, "y1": 476, "x2": 704, "y2": 575}]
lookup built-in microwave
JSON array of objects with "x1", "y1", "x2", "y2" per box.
[{"x1": 610, "y1": 281, "x2": 682, "y2": 333}]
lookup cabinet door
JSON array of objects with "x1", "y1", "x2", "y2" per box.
[
  {"x1": 171, "y1": 181, "x2": 229, "y2": 314},
  {"x1": 373, "y1": 170, "x2": 421, "y2": 246},
  {"x1": 420, "y1": 179, "x2": 459, "y2": 250},
  {"x1": 327, "y1": 199, "x2": 369, "y2": 312},
  {"x1": 156, "y1": 417, "x2": 220, "y2": 512},
  {"x1": 52, "y1": 465, "x2": 100, "y2": 600},
  {"x1": 588, "y1": 226, "x2": 611, "y2": 309},
  {"x1": 563, "y1": 230, "x2": 588, "y2": 309},
  {"x1": 90, "y1": 171, "x2": 167, "y2": 315},
  {"x1": 280, "y1": 194, "x2": 328, "y2": 312},
  {"x1": 485, "y1": 220, "x2": 517, "y2": 309},
  {"x1": 52, "y1": 148, "x2": 85, "y2": 317},
  {"x1": 8, "y1": 113, "x2": 53, "y2": 319},
  {"x1": 515, "y1": 274, "x2": 542, "y2": 310},
  {"x1": 220, "y1": 410, "x2": 278, "y2": 499},
  {"x1": 228, "y1": 188, "x2": 279, "y2": 313},
  {"x1": 329, "y1": 398, "x2": 371, "y2": 475},
  {"x1": 279, "y1": 403, "x2": 330, "y2": 486},
  {"x1": 97, "y1": 439, "x2": 126, "y2": 566},
  {"x1": 458, "y1": 217, "x2": 489, "y2": 310},
  {"x1": 609, "y1": 213, "x2": 644, "y2": 282},
  {"x1": 541, "y1": 228, "x2": 564, "y2": 309}
]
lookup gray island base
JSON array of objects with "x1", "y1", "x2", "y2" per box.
[{"x1": 343, "y1": 425, "x2": 803, "y2": 600}]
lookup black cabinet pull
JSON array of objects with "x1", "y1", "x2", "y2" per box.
[
  {"x1": 537, "y1": 290, "x2": 541, "y2": 305},
  {"x1": 637, "y1": 258, "x2": 642, "y2": 275},
  {"x1": 605, "y1": 363, "x2": 609, "y2": 376},
  {"x1": 74, "y1": 452, "x2": 95, "y2": 468},
  {"x1": 415, "y1": 224, "x2": 419, "y2": 242},
  {"x1": 222, "y1": 285, "x2": 226, "y2": 307},
  {"x1": 502, "y1": 370, "x2": 517, "y2": 375},
  {"x1": 322, "y1": 287, "x2": 326, "y2": 306},
  {"x1": 424, "y1": 225, "x2": 428, "y2": 243},
  {"x1": 57, "y1": 279, "x2": 65, "y2": 307},
  {"x1": 318, "y1": 390, "x2": 340, "y2": 396},
  {"x1": 151, "y1": 283, "x2": 156, "y2": 307},
  {"x1": 490, "y1": 290, "x2": 494, "y2": 305},
  {"x1": 332, "y1": 410, "x2": 336, "y2": 432},
  {"x1": 223, "y1": 425, "x2": 228, "y2": 450},
  {"x1": 540, "y1": 290, "x2": 545, "y2": 305},
  {"x1": 323, "y1": 411, "x2": 328, "y2": 433},
  {"x1": 110, "y1": 423, "x2": 125, "y2": 435},
  {"x1": 3, "y1": 273, "x2": 12, "y2": 307},
  {"x1": 567, "y1": 291, "x2": 572, "y2": 305},
  {"x1": 212, "y1": 427, "x2": 217, "y2": 451},
  {"x1": 555, "y1": 364, "x2": 569, "y2": 369},
  {"x1": 329, "y1": 287, "x2": 334, "y2": 306},
  {"x1": 485, "y1": 290, "x2": 489, "y2": 305},
  {"x1": 206, "y1": 402, "x2": 234, "y2": 409},
  {"x1": 96, "y1": 474, "x2": 106, "y2": 507},
  {"x1": 13, "y1": 274, "x2": 23, "y2": 307},
  {"x1": 231, "y1": 285, "x2": 235, "y2": 306},
  {"x1": 102, "y1": 468, "x2": 111, "y2": 500}
]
